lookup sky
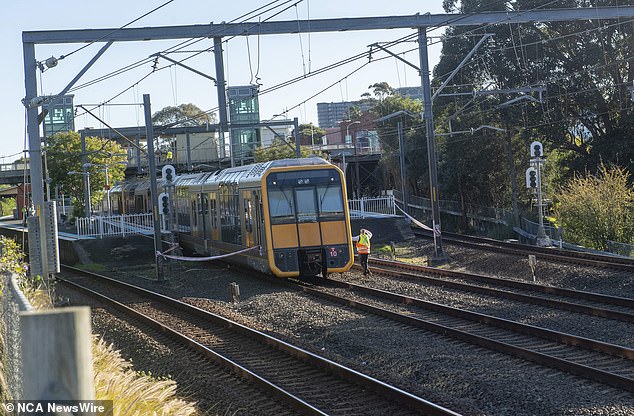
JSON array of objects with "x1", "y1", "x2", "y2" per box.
[{"x1": 3, "y1": 1, "x2": 446, "y2": 163}]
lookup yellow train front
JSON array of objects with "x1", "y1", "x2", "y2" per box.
[{"x1": 175, "y1": 157, "x2": 354, "y2": 278}]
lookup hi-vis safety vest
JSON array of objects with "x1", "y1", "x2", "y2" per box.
[{"x1": 356, "y1": 234, "x2": 370, "y2": 254}]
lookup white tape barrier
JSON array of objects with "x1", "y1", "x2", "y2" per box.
[
  {"x1": 395, "y1": 205, "x2": 434, "y2": 232},
  {"x1": 157, "y1": 245, "x2": 261, "y2": 262}
]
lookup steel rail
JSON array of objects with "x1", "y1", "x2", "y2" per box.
[
  {"x1": 59, "y1": 265, "x2": 462, "y2": 416},
  {"x1": 295, "y1": 280, "x2": 634, "y2": 393},
  {"x1": 364, "y1": 260, "x2": 634, "y2": 322}
]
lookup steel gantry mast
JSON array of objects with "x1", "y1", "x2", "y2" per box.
[{"x1": 23, "y1": 6, "x2": 634, "y2": 271}]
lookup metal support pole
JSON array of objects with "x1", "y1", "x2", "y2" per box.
[
  {"x1": 354, "y1": 134, "x2": 361, "y2": 198},
  {"x1": 397, "y1": 120, "x2": 408, "y2": 213},
  {"x1": 536, "y1": 158, "x2": 546, "y2": 240},
  {"x1": 186, "y1": 130, "x2": 192, "y2": 171},
  {"x1": 81, "y1": 132, "x2": 90, "y2": 218},
  {"x1": 136, "y1": 134, "x2": 142, "y2": 175},
  {"x1": 418, "y1": 28, "x2": 445, "y2": 261},
  {"x1": 23, "y1": 41, "x2": 49, "y2": 279},
  {"x1": 85, "y1": 171, "x2": 91, "y2": 216},
  {"x1": 213, "y1": 37, "x2": 229, "y2": 163},
  {"x1": 293, "y1": 117, "x2": 301, "y2": 158},
  {"x1": 143, "y1": 94, "x2": 163, "y2": 280}
]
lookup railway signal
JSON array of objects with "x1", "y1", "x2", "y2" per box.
[
  {"x1": 525, "y1": 167, "x2": 537, "y2": 190},
  {"x1": 162, "y1": 164, "x2": 175, "y2": 184},
  {"x1": 530, "y1": 141, "x2": 543, "y2": 158},
  {"x1": 528, "y1": 141, "x2": 549, "y2": 246}
]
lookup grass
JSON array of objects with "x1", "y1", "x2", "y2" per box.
[
  {"x1": 92, "y1": 337, "x2": 197, "y2": 416},
  {"x1": 77, "y1": 263, "x2": 107, "y2": 273},
  {"x1": 0, "y1": 236, "x2": 199, "y2": 415}
]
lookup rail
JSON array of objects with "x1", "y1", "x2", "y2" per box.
[{"x1": 75, "y1": 213, "x2": 153, "y2": 238}]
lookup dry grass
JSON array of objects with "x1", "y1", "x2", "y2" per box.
[{"x1": 92, "y1": 337, "x2": 198, "y2": 416}]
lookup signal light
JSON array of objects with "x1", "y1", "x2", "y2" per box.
[
  {"x1": 525, "y1": 167, "x2": 537, "y2": 189},
  {"x1": 159, "y1": 193, "x2": 170, "y2": 215},
  {"x1": 530, "y1": 141, "x2": 543, "y2": 158},
  {"x1": 162, "y1": 164, "x2": 175, "y2": 184}
]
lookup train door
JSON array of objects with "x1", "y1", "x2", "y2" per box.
[
  {"x1": 242, "y1": 190, "x2": 255, "y2": 247},
  {"x1": 209, "y1": 192, "x2": 218, "y2": 241},
  {"x1": 190, "y1": 195, "x2": 199, "y2": 237},
  {"x1": 200, "y1": 193, "x2": 210, "y2": 240},
  {"x1": 253, "y1": 190, "x2": 264, "y2": 250}
]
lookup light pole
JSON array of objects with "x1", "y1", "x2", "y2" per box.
[
  {"x1": 345, "y1": 121, "x2": 360, "y2": 144},
  {"x1": 68, "y1": 170, "x2": 91, "y2": 217},
  {"x1": 345, "y1": 121, "x2": 361, "y2": 197},
  {"x1": 83, "y1": 162, "x2": 126, "y2": 216}
]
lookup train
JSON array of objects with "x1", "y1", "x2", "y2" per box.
[{"x1": 108, "y1": 157, "x2": 355, "y2": 278}]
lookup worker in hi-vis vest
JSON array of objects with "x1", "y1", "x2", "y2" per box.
[{"x1": 352, "y1": 228, "x2": 373, "y2": 276}]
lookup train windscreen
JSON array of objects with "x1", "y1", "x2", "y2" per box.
[{"x1": 267, "y1": 169, "x2": 344, "y2": 224}]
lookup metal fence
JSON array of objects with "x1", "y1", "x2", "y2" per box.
[
  {"x1": 521, "y1": 218, "x2": 563, "y2": 241},
  {"x1": 1, "y1": 272, "x2": 33, "y2": 400},
  {"x1": 607, "y1": 240, "x2": 634, "y2": 257},
  {"x1": 75, "y1": 213, "x2": 154, "y2": 238},
  {"x1": 348, "y1": 195, "x2": 397, "y2": 218}
]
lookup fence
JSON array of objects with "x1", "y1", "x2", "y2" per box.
[
  {"x1": 348, "y1": 195, "x2": 397, "y2": 218},
  {"x1": 607, "y1": 240, "x2": 634, "y2": 257},
  {"x1": 1, "y1": 273, "x2": 95, "y2": 401},
  {"x1": 75, "y1": 213, "x2": 153, "y2": 238},
  {"x1": 521, "y1": 218, "x2": 563, "y2": 241},
  {"x1": 1, "y1": 272, "x2": 32, "y2": 400}
]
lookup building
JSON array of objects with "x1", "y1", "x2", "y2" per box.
[
  {"x1": 316, "y1": 101, "x2": 374, "y2": 129},
  {"x1": 395, "y1": 86, "x2": 423, "y2": 101},
  {"x1": 228, "y1": 85, "x2": 261, "y2": 165},
  {"x1": 43, "y1": 94, "x2": 75, "y2": 138},
  {"x1": 259, "y1": 122, "x2": 293, "y2": 148}
]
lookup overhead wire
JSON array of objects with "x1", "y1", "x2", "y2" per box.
[{"x1": 57, "y1": 0, "x2": 175, "y2": 61}]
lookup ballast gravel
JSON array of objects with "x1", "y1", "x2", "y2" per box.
[{"x1": 75, "y1": 239, "x2": 634, "y2": 416}]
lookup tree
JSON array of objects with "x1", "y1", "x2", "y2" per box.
[
  {"x1": 254, "y1": 138, "x2": 324, "y2": 162},
  {"x1": 554, "y1": 164, "x2": 634, "y2": 250},
  {"x1": 364, "y1": 84, "x2": 427, "y2": 197},
  {"x1": 152, "y1": 103, "x2": 215, "y2": 127},
  {"x1": 298, "y1": 123, "x2": 326, "y2": 146},
  {"x1": 436, "y1": 0, "x2": 634, "y2": 188},
  {"x1": 46, "y1": 131, "x2": 127, "y2": 216}
]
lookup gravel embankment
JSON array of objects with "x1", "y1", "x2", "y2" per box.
[{"x1": 62, "y1": 240, "x2": 634, "y2": 416}]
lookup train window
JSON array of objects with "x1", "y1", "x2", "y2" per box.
[
  {"x1": 268, "y1": 189, "x2": 295, "y2": 223},
  {"x1": 317, "y1": 185, "x2": 344, "y2": 218},
  {"x1": 295, "y1": 188, "x2": 317, "y2": 222}
]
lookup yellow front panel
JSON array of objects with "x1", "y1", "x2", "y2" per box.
[
  {"x1": 320, "y1": 221, "x2": 348, "y2": 245},
  {"x1": 271, "y1": 224, "x2": 299, "y2": 249},
  {"x1": 298, "y1": 223, "x2": 321, "y2": 247}
]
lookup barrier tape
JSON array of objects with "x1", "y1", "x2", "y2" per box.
[
  {"x1": 157, "y1": 245, "x2": 261, "y2": 262},
  {"x1": 395, "y1": 204, "x2": 434, "y2": 232}
]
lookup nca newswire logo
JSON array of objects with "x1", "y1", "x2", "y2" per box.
[{"x1": 3, "y1": 400, "x2": 113, "y2": 415}]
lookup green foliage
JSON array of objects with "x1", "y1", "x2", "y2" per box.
[
  {"x1": 0, "y1": 197, "x2": 15, "y2": 218},
  {"x1": 554, "y1": 164, "x2": 634, "y2": 250},
  {"x1": 152, "y1": 103, "x2": 215, "y2": 127},
  {"x1": 46, "y1": 131, "x2": 127, "y2": 217},
  {"x1": 298, "y1": 123, "x2": 326, "y2": 145},
  {"x1": 368, "y1": 85, "x2": 427, "y2": 196},
  {"x1": 431, "y1": 0, "x2": 634, "y2": 213},
  {"x1": 254, "y1": 138, "x2": 325, "y2": 162},
  {"x1": 0, "y1": 236, "x2": 27, "y2": 277}
]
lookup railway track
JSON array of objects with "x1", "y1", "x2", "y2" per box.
[
  {"x1": 57, "y1": 265, "x2": 460, "y2": 416},
  {"x1": 295, "y1": 274, "x2": 634, "y2": 393},
  {"x1": 414, "y1": 230, "x2": 634, "y2": 272},
  {"x1": 364, "y1": 258, "x2": 634, "y2": 323}
]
